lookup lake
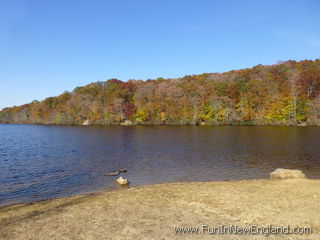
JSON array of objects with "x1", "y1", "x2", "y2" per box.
[{"x1": 0, "y1": 124, "x2": 319, "y2": 207}]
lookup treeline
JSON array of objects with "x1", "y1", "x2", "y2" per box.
[{"x1": 1, "y1": 59, "x2": 320, "y2": 126}]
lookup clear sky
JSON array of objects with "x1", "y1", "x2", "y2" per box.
[{"x1": 0, "y1": 0, "x2": 319, "y2": 110}]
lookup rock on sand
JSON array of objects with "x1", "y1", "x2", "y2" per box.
[{"x1": 270, "y1": 168, "x2": 306, "y2": 179}]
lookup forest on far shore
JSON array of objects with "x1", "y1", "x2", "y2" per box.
[{"x1": 1, "y1": 59, "x2": 320, "y2": 126}]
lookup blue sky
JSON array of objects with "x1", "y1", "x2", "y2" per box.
[{"x1": 0, "y1": 0, "x2": 319, "y2": 110}]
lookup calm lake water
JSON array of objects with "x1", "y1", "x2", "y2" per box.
[{"x1": 0, "y1": 124, "x2": 319, "y2": 206}]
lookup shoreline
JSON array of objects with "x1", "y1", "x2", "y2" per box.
[
  {"x1": 2, "y1": 175, "x2": 318, "y2": 209},
  {"x1": 0, "y1": 122, "x2": 318, "y2": 126},
  {"x1": 0, "y1": 179, "x2": 268, "y2": 209},
  {"x1": 1, "y1": 179, "x2": 319, "y2": 239}
]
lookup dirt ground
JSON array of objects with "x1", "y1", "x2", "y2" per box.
[{"x1": 0, "y1": 179, "x2": 319, "y2": 240}]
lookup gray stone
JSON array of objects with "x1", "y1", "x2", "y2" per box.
[
  {"x1": 121, "y1": 120, "x2": 132, "y2": 126},
  {"x1": 82, "y1": 120, "x2": 90, "y2": 126},
  {"x1": 270, "y1": 168, "x2": 306, "y2": 179},
  {"x1": 116, "y1": 176, "x2": 129, "y2": 185}
]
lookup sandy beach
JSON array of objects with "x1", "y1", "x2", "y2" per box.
[{"x1": 1, "y1": 179, "x2": 319, "y2": 240}]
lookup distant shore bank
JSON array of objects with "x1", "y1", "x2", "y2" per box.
[{"x1": 0, "y1": 122, "x2": 318, "y2": 126}]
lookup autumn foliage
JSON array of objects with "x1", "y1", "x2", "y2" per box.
[{"x1": 1, "y1": 59, "x2": 320, "y2": 126}]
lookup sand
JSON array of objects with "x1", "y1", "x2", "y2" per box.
[{"x1": 0, "y1": 179, "x2": 319, "y2": 240}]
